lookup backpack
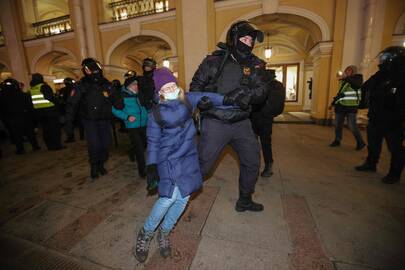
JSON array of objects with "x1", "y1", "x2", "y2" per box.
[{"x1": 266, "y1": 80, "x2": 286, "y2": 117}]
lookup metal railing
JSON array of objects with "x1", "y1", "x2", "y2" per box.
[
  {"x1": 108, "y1": 0, "x2": 170, "y2": 22},
  {"x1": 32, "y1": 15, "x2": 73, "y2": 37}
]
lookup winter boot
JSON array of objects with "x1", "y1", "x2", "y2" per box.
[
  {"x1": 98, "y1": 162, "x2": 108, "y2": 175},
  {"x1": 355, "y1": 162, "x2": 376, "y2": 172},
  {"x1": 355, "y1": 142, "x2": 366, "y2": 151},
  {"x1": 235, "y1": 192, "x2": 264, "y2": 212},
  {"x1": 261, "y1": 163, "x2": 273, "y2": 177},
  {"x1": 329, "y1": 140, "x2": 340, "y2": 147},
  {"x1": 157, "y1": 227, "x2": 171, "y2": 258},
  {"x1": 133, "y1": 228, "x2": 154, "y2": 263},
  {"x1": 382, "y1": 174, "x2": 400, "y2": 184},
  {"x1": 90, "y1": 164, "x2": 99, "y2": 180}
]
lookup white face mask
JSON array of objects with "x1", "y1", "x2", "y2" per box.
[{"x1": 163, "y1": 87, "x2": 180, "y2": 100}]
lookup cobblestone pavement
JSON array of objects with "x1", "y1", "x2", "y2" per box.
[{"x1": 0, "y1": 124, "x2": 404, "y2": 270}]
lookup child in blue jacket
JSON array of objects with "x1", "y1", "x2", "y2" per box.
[
  {"x1": 112, "y1": 76, "x2": 148, "y2": 177},
  {"x1": 133, "y1": 67, "x2": 237, "y2": 262}
]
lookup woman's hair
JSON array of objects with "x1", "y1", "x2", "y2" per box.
[{"x1": 159, "y1": 86, "x2": 185, "y2": 102}]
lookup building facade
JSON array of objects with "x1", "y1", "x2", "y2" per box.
[{"x1": 0, "y1": 0, "x2": 404, "y2": 122}]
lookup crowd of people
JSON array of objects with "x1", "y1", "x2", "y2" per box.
[{"x1": 0, "y1": 21, "x2": 404, "y2": 262}]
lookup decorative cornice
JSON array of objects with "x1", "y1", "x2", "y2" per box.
[
  {"x1": 23, "y1": 32, "x2": 75, "y2": 48},
  {"x1": 215, "y1": 0, "x2": 261, "y2": 11}
]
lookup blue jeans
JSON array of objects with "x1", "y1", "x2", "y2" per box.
[
  {"x1": 143, "y1": 186, "x2": 190, "y2": 233},
  {"x1": 334, "y1": 112, "x2": 364, "y2": 144}
]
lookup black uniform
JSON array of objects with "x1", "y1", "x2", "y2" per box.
[
  {"x1": 66, "y1": 58, "x2": 113, "y2": 179},
  {"x1": 30, "y1": 74, "x2": 63, "y2": 151},
  {"x1": 356, "y1": 46, "x2": 405, "y2": 183},
  {"x1": 137, "y1": 70, "x2": 155, "y2": 110},
  {"x1": 190, "y1": 21, "x2": 266, "y2": 212},
  {"x1": 251, "y1": 70, "x2": 285, "y2": 177},
  {"x1": 0, "y1": 79, "x2": 40, "y2": 154}
]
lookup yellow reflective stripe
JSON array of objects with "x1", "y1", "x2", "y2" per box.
[
  {"x1": 31, "y1": 94, "x2": 44, "y2": 99},
  {"x1": 32, "y1": 100, "x2": 51, "y2": 104}
]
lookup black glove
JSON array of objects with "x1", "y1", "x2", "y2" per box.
[
  {"x1": 146, "y1": 164, "x2": 159, "y2": 191},
  {"x1": 223, "y1": 88, "x2": 251, "y2": 110},
  {"x1": 197, "y1": 96, "x2": 213, "y2": 111}
]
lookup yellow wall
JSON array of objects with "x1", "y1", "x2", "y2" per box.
[{"x1": 381, "y1": 0, "x2": 405, "y2": 48}]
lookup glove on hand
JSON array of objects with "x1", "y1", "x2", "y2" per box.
[
  {"x1": 197, "y1": 96, "x2": 213, "y2": 111},
  {"x1": 223, "y1": 88, "x2": 251, "y2": 110},
  {"x1": 146, "y1": 164, "x2": 159, "y2": 191}
]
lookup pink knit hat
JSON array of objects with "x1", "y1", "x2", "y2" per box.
[{"x1": 153, "y1": 67, "x2": 177, "y2": 92}]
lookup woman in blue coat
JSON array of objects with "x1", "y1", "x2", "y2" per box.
[
  {"x1": 112, "y1": 76, "x2": 148, "y2": 177},
  {"x1": 133, "y1": 67, "x2": 236, "y2": 263}
]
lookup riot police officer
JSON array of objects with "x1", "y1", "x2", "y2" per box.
[
  {"x1": 137, "y1": 58, "x2": 156, "y2": 110},
  {"x1": 355, "y1": 46, "x2": 405, "y2": 184},
  {"x1": 0, "y1": 79, "x2": 40, "y2": 154},
  {"x1": 190, "y1": 20, "x2": 266, "y2": 212},
  {"x1": 66, "y1": 58, "x2": 113, "y2": 180}
]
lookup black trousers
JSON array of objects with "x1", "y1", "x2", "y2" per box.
[
  {"x1": 6, "y1": 116, "x2": 39, "y2": 152},
  {"x1": 83, "y1": 119, "x2": 112, "y2": 165},
  {"x1": 252, "y1": 118, "x2": 274, "y2": 165},
  {"x1": 366, "y1": 120, "x2": 405, "y2": 178},
  {"x1": 36, "y1": 107, "x2": 62, "y2": 150},
  {"x1": 198, "y1": 118, "x2": 260, "y2": 194},
  {"x1": 128, "y1": 127, "x2": 146, "y2": 175}
]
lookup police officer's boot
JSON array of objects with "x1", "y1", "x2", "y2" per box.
[
  {"x1": 355, "y1": 162, "x2": 376, "y2": 172},
  {"x1": 235, "y1": 192, "x2": 264, "y2": 212},
  {"x1": 90, "y1": 164, "x2": 99, "y2": 180},
  {"x1": 261, "y1": 163, "x2": 273, "y2": 177},
  {"x1": 98, "y1": 162, "x2": 108, "y2": 175}
]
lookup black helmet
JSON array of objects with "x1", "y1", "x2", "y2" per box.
[
  {"x1": 81, "y1": 58, "x2": 103, "y2": 78},
  {"x1": 378, "y1": 46, "x2": 405, "y2": 73},
  {"x1": 142, "y1": 58, "x2": 156, "y2": 70},
  {"x1": 1, "y1": 78, "x2": 20, "y2": 91},
  {"x1": 124, "y1": 75, "x2": 138, "y2": 87},
  {"x1": 112, "y1": 79, "x2": 121, "y2": 89},
  {"x1": 226, "y1": 21, "x2": 263, "y2": 64},
  {"x1": 226, "y1": 21, "x2": 264, "y2": 48},
  {"x1": 63, "y1": 77, "x2": 75, "y2": 86},
  {"x1": 30, "y1": 73, "x2": 44, "y2": 87},
  {"x1": 124, "y1": 70, "x2": 136, "y2": 79}
]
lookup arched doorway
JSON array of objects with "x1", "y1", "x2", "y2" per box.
[
  {"x1": 32, "y1": 50, "x2": 80, "y2": 90},
  {"x1": 107, "y1": 35, "x2": 175, "y2": 82},
  {"x1": 249, "y1": 13, "x2": 323, "y2": 114}
]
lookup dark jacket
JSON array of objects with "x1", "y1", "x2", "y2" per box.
[
  {"x1": 137, "y1": 72, "x2": 155, "y2": 110},
  {"x1": 251, "y1": 79, "x2": 285, "y2": 124},
  {"x1": 147, "y1": 92, "x2": 224, "y2": 198},
  {"x1": 361, "y1": 70, "x2": 405, "y2": 124},
  {"x1": 112, "y1": 86, "x2": 148, "y2": 129},
  {"x1": 0, "y1": 87, "x2": 34, "y2": 120},
  {"x1": 66, "y1": 76, "x2": 112, "y2": 121},
  {"x1": 189, "y1": 43, "x2": 266, "y2": 123}
]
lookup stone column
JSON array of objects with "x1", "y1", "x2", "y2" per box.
[
  {"x1": 309, "y1": 42, "x2": 333, "y2": 124},
  {"x1": 0, "y1": 0, "x2": 30, "y2": 85},
  {"x1": 179, "y1": 0, "x2": 208, "y2": 88},
  {"x1": 82, "y1": 0, "x2": 104, "y2": 61},
  {"x1": 70, "y1": 0, "x2": 88, "y2": 59}
]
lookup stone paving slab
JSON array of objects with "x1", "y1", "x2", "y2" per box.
[
  {"x1": 70, "y1": 215, "x2": 146, "y2": 270},
  {"x1": 1, "y1": 200, "x2": 86, "y2": 244},
  {"x1": 190, "y1": 236, "x2": 289, "y2": 270},
  {"x1": 333, "y1": 261, "x2": 382, "y2": 270}
]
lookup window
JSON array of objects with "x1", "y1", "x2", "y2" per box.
[{"x1": 268, "y1": 63, "x2": 299, "y2": 102}]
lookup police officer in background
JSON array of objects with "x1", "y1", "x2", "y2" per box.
[
  {"x1": 250, "y1": 69, "x2": 285, "y2": 177},
  {"x1": 355, "y1": 46, "x2": 405, "y2": 184},
  {"x1": 30, "y1": 73, "x2": 63, "y2": 151},
  {"x1": 0, "y1": 79, "x2": 40, "y2": 154},
  {"x1": 66, "y1": 58, "x2": 114, "y2": 180},
  {"x1": 190, "y1": 20, "x2": 266, "y2": 212},
  {"x1": 137, "y1": 58, "x2": 156, "y2": 110}
]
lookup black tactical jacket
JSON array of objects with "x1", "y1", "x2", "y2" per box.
[
  {"x1": 66, "y1": 76, "x2": 112, "y2": 121},
  {"x1": 190, "y1": 43, "x2": 266, "y2": 123}
]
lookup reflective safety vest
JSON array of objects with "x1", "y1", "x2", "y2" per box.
[
  {"x1": 30, "y1": 83, "x2": 55, "y2": 109},
  {"x1": 335, "y1": 81, "x2": 361, "y2": 107}
]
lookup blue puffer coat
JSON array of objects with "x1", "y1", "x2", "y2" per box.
[
  {"x1": 147, "y1": 92, "x2": 224, "y2": 198},
  {"x1": 112, "y1": 86, "x2": 148, "y2": 128}
]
